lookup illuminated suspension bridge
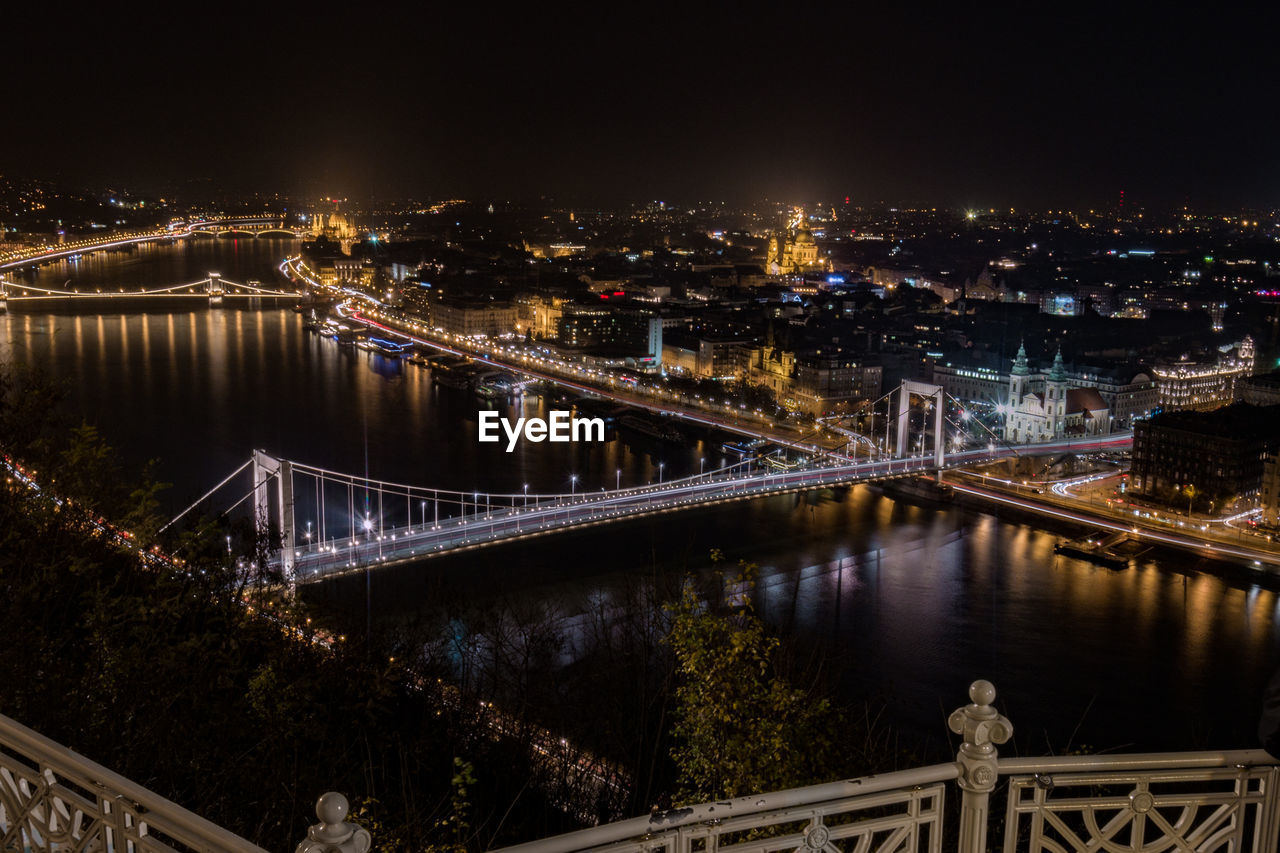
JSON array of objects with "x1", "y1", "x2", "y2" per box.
[
  {"x1": 164, "y1": 381, "x2": 1134, "y2": 584},
  {"x1": 0, "y1": 273, "x2": 301, "y2": 305},
  {"x1": 182, "y1": 218, "x2": 305, "y2": 238},
  {"x1": 0, "y1": 216, "x2": 304, "y2": 273}
]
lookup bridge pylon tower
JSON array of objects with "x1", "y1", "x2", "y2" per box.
[
  {"x1": 894, "y1": 380, "x2": 946, "y2": 468},
  {"x1": 252, "y1": 450, "x2": 295, "y2": 581},
  {"x1": 207, "y1": 272, "x2": 224, "y2": 303}
]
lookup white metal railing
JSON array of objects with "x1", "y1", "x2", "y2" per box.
[
  {"x1": 5, "y1": 682, "x2": 1278, "y2": 852},
  {"x1": 490, "y1": 681, "x2": 1280, "y2": 853},
  {"x1": 999, "y1": 753, "x2": 1280, "y2": 852},
  {"x1": 492, "y1": 764, "x2": 958, "y2": 853},
  {"x1": 0, "y1": 712, "x2": 267, "y2": 852}
]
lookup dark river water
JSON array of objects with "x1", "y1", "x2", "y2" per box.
[{"x1": 3, "y1": 236, "x2": 1279, "y2": 757}]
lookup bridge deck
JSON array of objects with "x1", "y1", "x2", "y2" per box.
[{"x1": 287, "y1": 434, "x2": 1131, "y2": 582}]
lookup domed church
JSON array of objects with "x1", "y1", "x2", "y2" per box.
[{"x1": 765, "y1": 210, "x2": 830, "y2": 275}]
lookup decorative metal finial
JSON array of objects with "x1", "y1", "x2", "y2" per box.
[
  {"x1": 296, "y1": 792, "x2": 371, "y2": 853},
  {"x1": 948, "y1": 679, "x2": 1012, "y2": 793}
]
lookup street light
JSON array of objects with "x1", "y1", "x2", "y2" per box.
[
  {"x1": 616, "y1": 468, "x2": 621, "y2": 491},
  {"x1": 571, "y1": 474, "x2": 577, "y2": 497},
  {"x1": 659, "y1": 462, "x2": 665, "y2": 483}
]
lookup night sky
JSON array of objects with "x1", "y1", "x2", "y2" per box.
[{"x1": 6, "y1": 5, "x2": 1278, "y2": 208}]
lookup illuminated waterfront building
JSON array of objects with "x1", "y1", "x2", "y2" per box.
[
  {"x1": 661, "y1": 333, "x2": 751, "y2": 379},
  {"x1": 418, "y1": 293, "x2": 518, "y2": 338},
  {"x1": 554, "y1": 305, "x2": 663, "y2": 370},
  {"x1": 312, "y1": 205, "x2": 359, "y2": 251},
  {"x1": 1150, "y1": 336, "x2": 1255, "y2": 412},
  {"x1": 742, "y1": 343, "x2": 880, "y2": 415}
]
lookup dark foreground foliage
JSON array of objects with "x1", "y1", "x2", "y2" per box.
[{"x1": 0, "y1": 365, "x2": 579, "y2": 851}]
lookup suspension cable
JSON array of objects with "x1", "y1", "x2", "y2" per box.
[{"x1": 160, "y1": 459, "x2": 253, "y2": 533}]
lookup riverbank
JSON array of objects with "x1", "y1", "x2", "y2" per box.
[{"x1": 945, "y1": 474, "x2": 1280, "y2": 572}]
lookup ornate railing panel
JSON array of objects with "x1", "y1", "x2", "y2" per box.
[
  {"x1": 594, "y1": 784, "x2": 946, "y2": 853},
  {"x1": 0, "y1": 713, "x2": 266, "y2": 853},
  {"x1": 495, "y1": 764, "x2": 960, "y2": 853},
  {"x1": 1000, "y1": 755, "x2": 1280, "y2": 853}
]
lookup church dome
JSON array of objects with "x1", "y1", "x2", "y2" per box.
[{"x1": 794, "y1": 227, "x2": 815, "y2": 244}]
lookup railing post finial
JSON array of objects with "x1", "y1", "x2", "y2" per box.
[
  {"x1": 296, "y1": 792, "x2": 371, "y2": 853},
  {"x1": 949, "y1": 679, "x2": 1012, "y2": 853}
]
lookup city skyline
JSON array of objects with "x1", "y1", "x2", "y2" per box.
[
  {"x1": 6, "y1": 7, "x2": 1280, "y2": 852},
  {"x1": 5, "y1": 6, "x2": 1279, "y2": 208}
]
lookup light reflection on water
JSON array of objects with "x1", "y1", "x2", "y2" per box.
[{"x1": 308, "y1": 485, "x2": 1280, "y2": 754}]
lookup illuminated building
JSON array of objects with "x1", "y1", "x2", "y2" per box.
[
  {"x1": 934, "y1": 355, "x2": 1154, "y2": 428},
  {"x1": 420, "y1": 293, "x2": 518, "y2": 338},
  {"x1": 554, "y1": 306, "x2": 663, "y2": 369},
  {"x1": 765, "y1": 209, "x2": 829, "y2": 275},
  {"x1": 1130, "y1": 403, "x2": 1280, "y2": 504},
  {"x1": 791, "y1": 349, "x2": 882, "y2": 414},
  {"x1": 1040, "y1": 291, "x2": 1081, "y2": 316},
  {"x1": 1003, "y1": 346, "x2": 1110, "y2": 443},
  {"x1": 661, "y1": 333, "x2": 750, "y2": 379},
  {"x1": 662, "y1": 340, "x2": 699, "y2": 375},
  {"x1": 964, "y1": 269, "x2": 1003, "y2": 302},
  {"x1": 531, "y1": 296, "x2": 567, "y2": 339},
  {"x1": 312, "y1": 206, "x2": 359, "y2": 251},
  {"x1": 865, "y1": 266, "x2": 926, "y2": 290},
  {"x1": 745, "y1": 345, "x2": 797, "y2": 406},
  {"x1": 932, "y1": 362, "x2": 1006, "y2": 404},
  {"x1": 334, "y1": 257, "x2": 368, "y2": 288},
  {"x1": 743, "y1": 344, "x2": 880, "y2": 415},
  {"x1": 1150, "y1": 336, "x2": 1254, "y2": 412}
]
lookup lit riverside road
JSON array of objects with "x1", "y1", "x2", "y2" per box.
[
  {"x1": 291, "y1": 257, "x2": 828, "y2": 448},
  {"x1": 948, "y1": 479, "x2": 1280, "y2": 570},
  {"x1": 345, "y1": 308, "x2": 856, "y2": 451}
]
